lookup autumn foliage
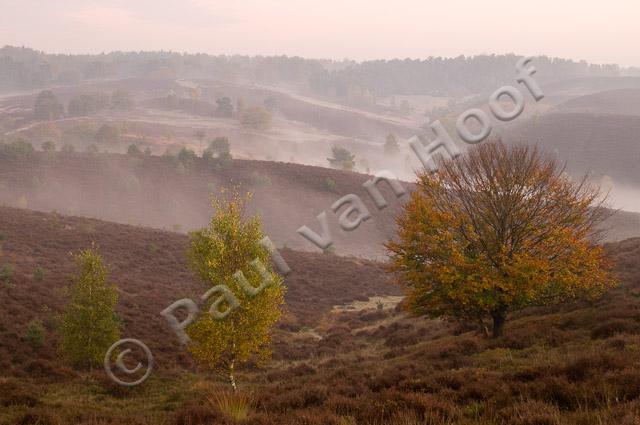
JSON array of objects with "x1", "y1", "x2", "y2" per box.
[
  {"x1": 186, "y1": 191, "x2": 286, "y2": 390},
  {"x1": 387, "y1": 142, "x2": 619, "y2": 337}
]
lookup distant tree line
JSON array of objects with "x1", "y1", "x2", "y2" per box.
[{"x1": 2, "y1": 46, "x2": 638, "y2": 97}]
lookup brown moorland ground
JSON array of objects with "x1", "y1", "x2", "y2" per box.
[
  {"x1": 1, "y1": 207, "x2": 640, "y2": 424},
  {"x1": 0, "y1": 205, "x2": 399, "y2": 375}
]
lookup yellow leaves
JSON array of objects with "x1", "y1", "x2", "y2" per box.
[{"x1": 185, "y1": 190, "x2": 286, "y2": 376}]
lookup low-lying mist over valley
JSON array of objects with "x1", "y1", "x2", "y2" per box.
[{"x1": 2, "y1": 47, "x2": 640, "y2": 224}]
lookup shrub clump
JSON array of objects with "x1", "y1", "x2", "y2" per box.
[
  {"x1": 33, "y1": 266, "x2": 44, "y2": 282},
  {"x1": 324, "y1": 177, "x2": 338, "y2": 192},
  {"x1": 23, "y1": 319, "x2": 45, "y2": 348},
  {"x1": 0, "y1": 263, "x2": 14, "y2": 284}
]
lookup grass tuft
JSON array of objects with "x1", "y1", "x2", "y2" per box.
[{"x1": 207, "y1": 390, "x2": 252, "y2": 422}]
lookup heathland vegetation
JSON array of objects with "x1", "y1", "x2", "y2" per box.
[
  {"x1": 1, "y1": 46, "x2": 639, "y2": 423},
  {"x1": 0, "y1": 202, "x2": 639, "y2": 424},
  {"x1": 0, "y1": 140, "x2": 636, "y2": 424}
]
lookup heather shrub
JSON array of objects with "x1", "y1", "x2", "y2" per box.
[
  {"x1": 500, "y1": 400, "x2": 562, "y2": 425},
  {"x1": 173, "y1": 401, "x2": 222, "y2": 425},
  {"x1": 591, "y1": 318, "x2": 640, "y2": 339},
  {"x1": 0, "y1": 381, "x2": 40, "y2": 407}
]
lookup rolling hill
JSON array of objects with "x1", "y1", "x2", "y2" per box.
[
  {"x1": 1, "y1": 206, "x2": 640, "y2": 424},
  {"x1": 0, "y1": 205, "x2": 400, "y2": 378},
  {"x1": 552, "y1": 88, "x2": 640, "y2": 116},
  {"x1": 505, "y1": 112, "x2": 640, "y2": 187},
  {"x1": 0, "y1": 152, "x2": 409, "y2": 259},
  {"x1": 1, "y1": 151, "x2": 638, "y2": 265}
]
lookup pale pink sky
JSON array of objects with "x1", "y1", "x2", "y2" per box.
[{"x1": 1, "y1": 0, "x2": 638, "y2": 66}]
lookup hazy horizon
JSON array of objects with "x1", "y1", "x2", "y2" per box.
[{"x1": 1, "y1": 0, "x2": 639, "y2": 67}]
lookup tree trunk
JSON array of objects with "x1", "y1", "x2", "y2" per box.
[
  {"x1": 229, "y1": 359, "x2": 237, "y2": 392},
  {"x1": 482, "y1": 324, "x2": 491, "y2": 339},
  {"x1": 492, "y1": 310, "x2": 506, "y2": 338}
]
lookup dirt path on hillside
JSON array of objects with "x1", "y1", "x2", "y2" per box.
[{"x1": 176, "y1": 79, "x2": 420, "y2": 131}]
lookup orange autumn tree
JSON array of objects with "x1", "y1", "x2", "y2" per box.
[{"x1": 386, "y1": 142, "x2": 618, "y2": 337}]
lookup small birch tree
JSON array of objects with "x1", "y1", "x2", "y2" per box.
[
  {"x1": 59, "y1": 246, "x2": 120, "y2": 368},
  {"x1": 186, "y1": 191, "x2": 286, "y2": 391}
]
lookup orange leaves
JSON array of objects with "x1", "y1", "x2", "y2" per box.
[{"x1": 386, "y1": 142, "x2": 619, "y2": 334}]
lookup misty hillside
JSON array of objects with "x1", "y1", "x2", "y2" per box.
[
  {"x1": 4, "y1": 48, "x2": 640, "y2": 204},
  {"x1": 0, "y1": 152, "x2": 408, "y2": 258},
  {"x1": 0, "y1": 151, "x2": 638, "y2": 261},
  {"x1": 504, "y1": 112, "x2": 640, "y2": 186},
  {"x1": 553, "y1": 88, "x2": 640, "y2": 116}
]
